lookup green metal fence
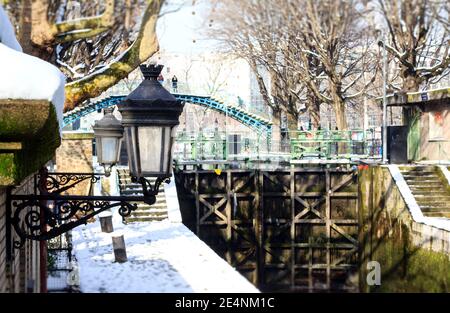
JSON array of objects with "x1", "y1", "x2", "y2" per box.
[
  {"x1": 174, "y1": 130, "x2": 272, "y2": 161},
  {"x1": 290, "y1": 129, "x2": 381, "y2": 159},
  {"x1": 173, "y1": 129, "x2": 382, "y2": 161}
]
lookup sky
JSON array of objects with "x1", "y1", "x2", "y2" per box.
[{"x1": 157, "y1": 0, "x2": 218, "y2": 55}]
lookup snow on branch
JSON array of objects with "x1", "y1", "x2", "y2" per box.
[
  {"x1": 344, "y1": 72, "x2": 377, "y2": 100},
  {"x1": 379, "y1": 41, "x2": 406, "y2": 60},
  {"x1": 55, "y1": 0, "x2": 115, "y2": 43},
  {"x1": 57, "y1": 59, "x2": 84, "y2": 79},
  {"x1": 417, "y1": 54, "x2": 450, "y2": 77},
  {"x1": 342, "y1": 72, "x2": 363, "y2": 94},
  {"x1": 301, "y1": 49, "x2": 321, "y2": 59}
]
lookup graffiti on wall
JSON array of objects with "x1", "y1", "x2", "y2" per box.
[{"x1": 429, "y1": 111, "x2": 444, "y2": 140}]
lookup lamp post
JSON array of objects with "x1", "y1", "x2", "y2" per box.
[
  {"x1": 7, "y1": 64, "x2": 184, "y2": 250},
  {"x1": 225, "y1": 101, "x2": 228, "y2": 160},
  {"x1": 380, "y1": 31, "x2": 388, "y2": 164}
]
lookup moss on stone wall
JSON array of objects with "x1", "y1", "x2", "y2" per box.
[
  {"x1": 372, "y1": 230, "x2": 450, "y2": 292},
  {"x1": 358, "y1": 166, "x2": 450, "y2": 293},
  {"x1": 0, "y1": 101, "x2": 60, "y2": 186},
  {"x1": 0, "y1": 100, "x2": 55, "y2": 140},
  {"x1": 0, "y1": 153, "x2": 15, "y2": 185}
]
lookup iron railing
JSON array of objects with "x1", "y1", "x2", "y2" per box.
[
  {"x1": 290, "y1": 129, "x2": 382, "y2": 159},
  {"x1": 173, "y1": 129, "x2": 382, "y2": 161},
  {"x1": 47, "y1": 232, "x2": 78, "y2": 293}
]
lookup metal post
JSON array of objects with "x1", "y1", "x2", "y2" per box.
[
  {"x1": 363, "y1": 97, "x2": 368, "y2": 133},
  {"x1": 225, "y1": 102, "x2": 229, "y2": 160},
  {"x1": 382, "y1": 31, "x2": 388, "y2": 164},
  {"x1": 363, "y1": 97, "x2": 368, "y2": 156}
]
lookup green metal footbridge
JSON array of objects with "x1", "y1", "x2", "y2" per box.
[{"x1": 62, "y1": 93, "x2": 273, "y2": 135}]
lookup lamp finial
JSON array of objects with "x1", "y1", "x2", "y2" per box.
[{"x1": 140, "y1": 64, "x2": 164, "y2": 80}]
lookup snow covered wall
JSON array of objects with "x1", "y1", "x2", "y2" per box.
[{"x1": 0, "y1": 5, "x2": 65, "y2": 130}]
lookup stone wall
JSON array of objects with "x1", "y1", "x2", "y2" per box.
[
  {"x1": 0, "y1": 174, "x2": 42, "y2": 293},
  {"x1": 358, "y1": 166, "x2": 450, "y2": 292},
  {"x1": 0, "y1": 96, "x2": 61, "y2": 293},
  {"x1": 55, "y1": 132, "x2": 94, "y2": 195}
]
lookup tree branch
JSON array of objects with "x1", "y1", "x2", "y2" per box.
[
  {"x1": 54, "y1": 0, "x2": 115, "y2": 43},
  {"x1": 64, "y1": 0, "x2": 164, "y2": 112}
]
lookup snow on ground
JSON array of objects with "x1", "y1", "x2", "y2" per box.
[
  {"x1": 0, "y1": 5, "x2": 65, "y2": 130},
  {"x1": 164, "y1": 173, "x2": 183, "y2": 223},
  {"x1": 72, "y1": 216, "x2": 259, "y2": 293},
  {"x1": 388, "y1": 165, "x2": 450, "y2": 232}
]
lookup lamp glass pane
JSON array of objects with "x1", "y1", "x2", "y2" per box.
[
  {"x1": 163, "y1": 126, "x2": 171, "y2": 172},
  {"x1": 115, "y1": 138, "x2": 123, "y2": 163},
  {"x1": 126, "y1": 127, "x2": 139, "y2": 176},
  {"x1": 101, "y1": 137, "x2": 119, "y2": 164},
  {"x1": 138, "y1": 126, "x2": 171, "y2": 173},
  {"x1": 94, "y1": 137, "x2": 102, "y2": 161},
  {"x1": 166, "y1": 126, "x2": 178, "y2": 172}
]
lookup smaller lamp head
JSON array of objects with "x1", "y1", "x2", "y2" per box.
[{"x1": 93, "y1": 107, "x2": 124, "y2": 176}]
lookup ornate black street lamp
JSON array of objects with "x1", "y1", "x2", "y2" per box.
[
  {"x1": 6, "y1": 64, "x2": 184, "y2": 250},
  {"x1": 93, "y1": 107, "x2": 123, "y2": 176},
  {"x1": 119, "y1": 64, "x2": 183, "y2": 199}
]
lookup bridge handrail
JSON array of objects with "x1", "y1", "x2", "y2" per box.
[{"x1": 63, "y1": 93, "x2": 272, "y2": 136}]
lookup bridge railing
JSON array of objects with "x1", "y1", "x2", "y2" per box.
[
  {"x1": 173, "y1": 128, "x2": 382, "y2": 161},
  {"x1": 173, "y1": 130, "x2": 272, "y2": 161}
]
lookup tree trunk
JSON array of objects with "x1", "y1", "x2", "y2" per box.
[
  {"x1": 402, "y1": 71, "x2": 422, "y2": 92},
  {"x1": 122, "y1": 0, "x2": 132, "y2": 50},
  {"x1": 271, "y1": 109, "x2": 282, "y2": 152},
  {"x1": 286, "y1": 111, "x2": 298, "y2": 131},
  {"x1": 334, "y1": 100, "x2": 348, "y2": 131},
  {"x1": 18, "y1": 0, "x2": 32, "y2": 51},
  {"x1": 19, "y1": 0, "x2": 56, "y2": 60},
  {"x1": 327, "y1": 77, "x2": 348, "y2": 131},
  {"x1": 285, "y1": 111, "x2": 299, "y2": 153},
  {"x1": 333, "y1": 99, "x2": 348, "y2": 155},
  {"x1": 307, "y1": 94, "x2": 320, "y2": 129}
]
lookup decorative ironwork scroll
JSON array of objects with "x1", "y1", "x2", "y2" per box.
[
  {"x1": 38, "y1": 171, "x2": 102, "y2": 194},
  {"x1": 7, "y1": 170, "x2": 167, "y2": 249},
  {"x1": 10, "y1": 195, "x2": 140, "y2": 248},
  {"x1": 132, "y1": 176, "x2": 170, "y2": 204}
]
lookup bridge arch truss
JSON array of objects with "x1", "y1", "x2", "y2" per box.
[{"x1": 62, "y1": 94, "x2": 272, "y2": 136}]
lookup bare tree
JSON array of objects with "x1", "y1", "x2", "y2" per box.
[
  {"x1": 377, "y1": 0, "x2": 450, "y2": 91},
  {"x1": 64, "y1": 0, "x2": 165, "y2": 111},
  {"x1": 281, "y1": 0, "x2": 377, "y2": 130},
  {"x1": 200, "y1": 55, "x2": 232, "y2": 96},
  {"x1": 207, "y1": 0, "x2": 294, "y2": 148},
  {"x1": 208, "y1": 0, "x2": 377, "y2": 132}
]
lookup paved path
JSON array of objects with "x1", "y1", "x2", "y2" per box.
[{"x1": 72, "y1": 217, "x2": 259, "y2": 293}]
